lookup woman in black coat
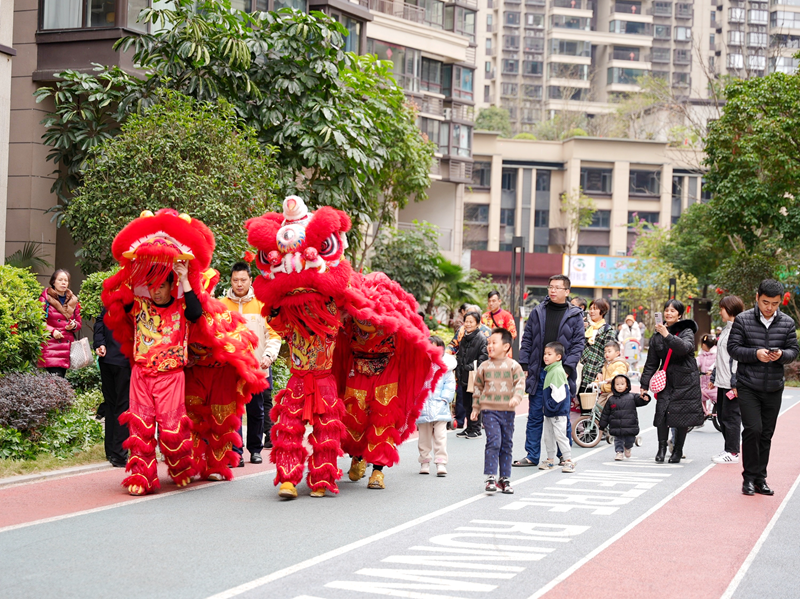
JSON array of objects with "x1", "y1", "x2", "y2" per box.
[
  {"x1": 456, "y1": 311, "x2": 488, "y2": 438},
  {"x1": 640, "y1": 299, "x2": 705, "y2": 463}
]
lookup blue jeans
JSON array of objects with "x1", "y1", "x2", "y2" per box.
[
  {"x1": 483, "y1": 410, "x2": 515, "y2": 478},
  {"x1": 524, "y1": 369, "x2": 572, "y2": 462}
]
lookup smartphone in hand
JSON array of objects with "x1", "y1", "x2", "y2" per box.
[{"x1": 654, "y1": 312, "x2": 663, "y2": 326}]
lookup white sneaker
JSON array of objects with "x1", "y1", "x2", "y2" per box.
[
  {"x1": 615, "y1": 452, "x2": 624, "y2": 461},
  {"x1": 624, "y1": 448, "x2": 631, "y2": 458},
  {"x1": 436, "y1": 463, "x2": 447, "y2": 477},
  {"x1": 710, "y1": 451, "x2": 727, "y2": 461},
  {"x1": 420, "y1": 462, "x2": 430, "y2": 474},
  {"x1": 712, "y1": 452, "x2": 740, "y2": 464}
]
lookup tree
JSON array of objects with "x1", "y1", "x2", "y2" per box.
[
  {"x1": 558, "y1": 188, "x2": 595, "y2": 277},
  {"x1": 370, "y1": 222, "x2": 442, "y2": 306},
  {"x1": 616, "y1": 222, "x2": 699, "y2": 329},
  {"x1": 62, "y1": 92, "x2": 279, "y2": 275},
  {"x1": 703, "y1": 72, "x2": 800, "y2": 254},
  {"x1": 35, "y1": 2, "x2": 434, "y2": 260},
  {"x1": 475, "y1": 107, "x2": 512, "y2": 138}
]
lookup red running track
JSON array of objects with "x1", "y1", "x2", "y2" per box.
[{"x1": 542, "y1": 401, "x2": 800, "y2": 599}]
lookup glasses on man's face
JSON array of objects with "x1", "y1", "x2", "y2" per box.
[{"x1": 548, "y1": 285, "x2": 567, "y2": 291}]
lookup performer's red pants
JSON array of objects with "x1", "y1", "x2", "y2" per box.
[{"x1": 120, "y1": 367, "x2": 193, "y2": 492}]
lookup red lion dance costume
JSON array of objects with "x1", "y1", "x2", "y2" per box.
[
  {"x1": 246, "y1": 196, "x2": 444, "y2": 499},
  {"x1": 102, "y1": 209, "x2": 266, "y2": 494}
]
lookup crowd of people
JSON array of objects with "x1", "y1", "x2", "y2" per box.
[{"x1": 36, "y1": 264, "x2": 799, "y2": 498}]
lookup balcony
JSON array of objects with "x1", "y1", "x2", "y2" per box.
[
  {"x1": 419, "y1": 96, "x2": 444, "y2": 116},
  {"x1": 675, "y1": 3, "x2": 693, "y2": 18},
  {"x1": 612, "y1": 47, "x2": 643, "y2": 60},
  {"x1": 446, "y1": 160, "x2": 474, "y2": 183},
  {"x1": 648, "y1": 1, "x2": 673, "y2": 16},
  {"x1": 397, "y1": 73, "x2": 421, "y2": 92},
  {"x1": 369, "y1": 0, "x2": 425, "y2": 23},
  {"x1": 649, "y1": 49, "x2": 670, "y2": 62},
  {"x1": 526, "y1": 0, "x2": 546, "y2": 4},
  {"x1": 451, "y1": 103, "x2": 476, "y2": 122},
  {"x1": 552, "y1": 0, "x2": 585, "y2": 8},
  {"x1": 611, "y1": 1, "x2": 643, "y2": 14},
  {"x1": 673, "y1": 49, "x2": 691, "y2": 64}
]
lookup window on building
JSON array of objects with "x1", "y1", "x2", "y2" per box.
[
  {"x1": 580, "y1": 168, "x2": 613, "y2": 194},
  {"x1": 549, "y1": 62, "x2": 588, "y2": 79},
  {"x1": 674, "y1": 26, "x2": 692, "y2": 41},
  {"x1": 748, "y1": 55, "x2": 766, "y2": 70},
  {"x1": 502, "y1": 59, "x2": 520, "y2": 73},
  {"x1": 524, "y1": 60, "x2": 544, "y2": 75},
  {"x1": 525, "y1": 13, "x2": 544, "y2": 27},
  {"x1": 770, "y1": 56, "x2": 800, "y2": 74},
  {"x1": 628, "y1": 211, "x2": 660, "y2": 226},
  {"x1": 710, "y1": 33, "x2": 715, "y2": 48},
  {"x1": 727, "y1": 53, "x2": 744, "y2": 69},
  {"x1": 728, "y1": 30, "x2": 744, "y2": 45},
  {"x1": 420, "y1": 117, "x2": 448, "y2": 154},
  {"x1": 701, "y1": 178, "x2": 712, "y2": 202},
  {"x1": 502, "y1": 169, "x2": 517, "y2": 191},
  {"x1": 486, "y1": 37, "x2": 492, "y2": 51},
  {"x1": 578, "y1": 245, "x2": 610, "y2": 255},
  {"x1": 463, "y1": 204, "x2": 489, "y2": 250},
  {"x1": 274, "y1": 0, "x2": 307, "y2": 9},
  {"x1": 501, "y1": 82, "x2": 518, "y2": 96},
  {"x1": 41, "y1": 0, "x2": 164, "y2": 30},
  {"x1": 369, "y1": 40, "x2": 421, "y2": 92},
  {"x1": 551, "y1": 15, "x2": 592, "y2": 30},
  {"x1": 534, "y1": 210, "x2": 549, "y2": 227},
  {"x1": 550, "y1": 39, "x2": 592, "y2": 56},
  {"x1": 748, "y1": 9, "x2": 768, "y2": 24},
  {"x1": 524, "y1": 36, "x2": 545, "y2": 52},
  {"x1": 472, "y1": 161, "x2": 492, "y2": 187},
  {"x1": 504, "y1": 35, "x2": 520, "y2": 49},
  {"x1": 421, "y1": 58, "x2": 443, "y2": 93},
  {"x1": 485, "y1": 60, "x2": 492, "y2": 72},
  {"x1": 607, "y1": 67, "x2": 646, "y2": 84},
  {"x1": 533, "y1": 244, "x2": 549, "y2": 253},
  {"x1": 505, "y1": 11, "x2": 521, "y2": 25},
  {"x1": 487, "y1": 13, "x2": 493, "y2": 31},
  {"x1": 612, "y1": 46, "x2": 641, "y2": 60},
  {"x1": 330, "y1": 13, "x2": 362, "y2": 53},
  {"x1": 710, "y1": 9, "x2": 716, "y2": 25},
  {"x1": 536, "y1": 170, "x2": 551, "y2": 190},
  {"x1": 671, "y1": 175, "x2": 682, "y2": 224},
  {"x1": 651, "y1": 47, "x2": 670, "y2": 62},
  {"x1": 484, "y1": 84, "x2": 491, "y2": 102},
  {"x1": 729, "y1": 6, "x2": 745, "y2": 22},
  {"x1": 523, "y1": 84, "x2": 542, "y2": 98},
  {"x1": 586, "y1": 210, "x2": 611, "y2": 228},
  {"x1": 500, "y1": 208, "x2": 516, "y2": 226},
  {"x1": 629, "y1": 170, "x2": 661, "y2": 195},
  {"x1": 464, "y1": 204, "x2": 490, "y2": 223},
  {"x1": 451, "y1": 123, "x2": 472, "y2": 157},
  {"x1": 653, "y1": 1, "x2": 672, "y2": 15},
  {"x1": 609, "y1": 20, "x2": 652, "y2": 35},
  {"x1": 748, "y1": 32, "x2": 768, "y2": 47},
  {"x1": 654, "y1": 24, "x2": 671, "y2": 39}
]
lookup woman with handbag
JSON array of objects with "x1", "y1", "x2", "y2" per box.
[
  {"x1": 577, "y1": 299, "x2": 617, "y2": 407},
  {"x1": 38, "y1": 269, "x2": 82, "y2": 377},
  {"x1": 640, "y1": 299, "x2": 704, "y2": 463},
  {"x1": 455, "y1": 311, "x2": 488, "y2": 439}
]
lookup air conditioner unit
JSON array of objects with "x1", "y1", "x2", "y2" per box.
[{"x1": 443, "y1": 108, "x2": 452, "y2": 120}]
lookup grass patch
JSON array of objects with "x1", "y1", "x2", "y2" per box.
[{"x1": 0, "y1": 443, "x2": 106, "y2": 479}]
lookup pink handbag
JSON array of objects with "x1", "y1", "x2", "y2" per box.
[{"x1": 649, "y1": 349, "x2": 672, "y2": 395}]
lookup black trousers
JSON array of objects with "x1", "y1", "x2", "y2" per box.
[
  {"x1": 235, "y1": 391, "x2": 265, "y2": 456},
  {"x1": 46, "y1": 367, "x2": 67, "y2": 378},
  {"x1": 461, "y1": 386, "x2": 481, "y2": 433},
  {"x1": 263, "y1": 369, "x2": 274, "y2": 447},
  {"x1": 99, "y1": 361, "x2": 131, "y2": 464},
  {"x1": 738, "y1": 385, "x2": 782, "y2": 483},
  {"x1": 716, "y1": 387, "x2": 742, "y2": 454}
]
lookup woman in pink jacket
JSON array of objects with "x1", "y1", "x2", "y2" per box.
[{"x1": 38, "y1": 269, "x2": 81, "y2": 377}]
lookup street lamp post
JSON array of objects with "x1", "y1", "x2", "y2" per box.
[{"x1": 509, "y1": 236, "x2": 526, "y2": 359}]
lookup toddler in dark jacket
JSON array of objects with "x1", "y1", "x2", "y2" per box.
[{"x1": 598, "y1": 374, "x2": 650, "y2": 460}]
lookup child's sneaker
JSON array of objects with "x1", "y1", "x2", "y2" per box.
[
  {"x1": 419, "y1": 462, "x2": 430, "y2": 475},
  {"x1": 624, "y1": 448, "x2": 631, "y2": 458},
  {"x1": 485, "y1": 476, "x2": 497, "y2": 493},
  {"x1": 498, "y1": 477, "x2": 514, "y2": 494},
  {"x1": 712, "y1": 451, "x2": 740, "y2": 464},
  {"x1": 561, "y1": 460, "x2": 576, "y2": 473},
  {"x1": 456, "y1": 430, "x2": 469, "y2": 438},
  {"x1": 538, "y1": 458, "x2": 555, "y2": 470},
  {"x1": 436, "y1": 463, "x2": 447, "y2": 477},
  {"x1": 615, "y1": 452, "x2": 624, "y2": 461}
]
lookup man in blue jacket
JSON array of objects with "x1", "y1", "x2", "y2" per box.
[{"x1": 513, "y1": 274, "x2": 586, "y2": 467}]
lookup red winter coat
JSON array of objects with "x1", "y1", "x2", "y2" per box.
[{"x1": 38, "y1": 288, "x2": 82, "y2": 369}]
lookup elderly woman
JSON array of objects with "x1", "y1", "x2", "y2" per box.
[
  {"x1": 577, "y1": 298, "x2": 617, "y2": 397},
  {"x1": 38, "y1": 269, "x2": 82, "y2": 377},
  {"x1": 640, "y1": 299, "x2": 704, "y2": 463}
]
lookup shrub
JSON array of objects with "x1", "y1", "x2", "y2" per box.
[
  {"x1": 0, "y1": 389, "x2": 103, "y2": 460},
  {"x1": 785, "y1": 360, "x2": 800, "y2": 383},
  {"x1": 272, "y1": 355, "x2": 290, "y2": 393},
  {"x1": 0, "y1": 266, "x2": 48, "y2": 373},
  {"x1": 0, "y1": 372, "x2": 75, "y2": 433},
  {"x1": 78, "y1": 267, "x2": 118, "y2": 321},
  {"x1": 66, "y1": 364, "x2": 102, "y2": 393}
]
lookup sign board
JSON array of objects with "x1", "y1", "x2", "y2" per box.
[{"x1": 562, "y1": 254, "x2": 636, "y2": 289}]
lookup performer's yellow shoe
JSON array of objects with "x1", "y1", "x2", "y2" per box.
[
  {"x1": 348, "y1": 457, "x2": 366, "y2": 482},
  {"x1": 367, "y1": 470, "x2": 385, "y2": 489},
  {"x1": 174, "y1": 476, "x2": 191, "y2": 488},
  {"x1": 128, "y1": 484, "x2": 146, "y2": 496},
  {"x1": 310, "y1": 488, "x2": 326, "y2": 498},
  {"x1": 278, "y1": 482, "x2": 298, "y2": 499}
]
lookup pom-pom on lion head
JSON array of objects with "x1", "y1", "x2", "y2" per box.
[{"x1": 245, "y1": 196, "x2": 353, "y2": 307}]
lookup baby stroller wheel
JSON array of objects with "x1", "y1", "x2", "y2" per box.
[{"x1": 635, "y1": 435, "x2": 642, "y2": 446}]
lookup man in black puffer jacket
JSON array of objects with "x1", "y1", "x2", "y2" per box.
[{"x1": 728, "y1": 279, "x2": 799, "y2": 497}]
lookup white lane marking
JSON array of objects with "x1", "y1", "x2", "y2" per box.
[
  {"x1": 0, "y1": 468, "x2": 276, "y2": 535},
  {"x1": 526, "y1": 463, "x2": 716, "y2": 599},
  {"x1": 205, "y1": 433, "x2": 612, "y2": 599}
]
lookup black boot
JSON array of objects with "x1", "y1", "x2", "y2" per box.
[
  {"x1": 669, "y1": 428, "x2": 687, "y2": 463},
  {"x1": 655, "y1": 442, "x2": 667, "y2": 463}
]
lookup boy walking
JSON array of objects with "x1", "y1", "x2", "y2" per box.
[
  {"x1": 539, "y1": 342, "x2": 575, "y2": 473},
  {"x1": 471, "y1": 328, "x2": 526, "y2": 494},
  {"x1": 598, "y1": 374, "x2": 650, "y2": 460}
]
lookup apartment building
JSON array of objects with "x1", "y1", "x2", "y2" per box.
[
  {"x1": 4, "y1": 0, "x2": 475, "y2": 276},
  {"x1": 400, "y1": 131, "x2": 704, "y2": 292},
  {"x1": 0, "y1": 0, "x2": 13, "y2": 263}
]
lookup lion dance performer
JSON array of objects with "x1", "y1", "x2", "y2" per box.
[
  {"x1": 246, "y1": 196, "x2": 444, "y2": 499},
  {"x1": 102, "y1": 209, "x2": 265, "y2": 495}
]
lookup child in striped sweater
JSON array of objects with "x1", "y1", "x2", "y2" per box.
[{"x1": 471, "y1": 328, "x2": 526, "y2": 494}]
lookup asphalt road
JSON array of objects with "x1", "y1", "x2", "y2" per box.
[{"x1": 1, "y1": 390, "x2": 799, "y2": 599}]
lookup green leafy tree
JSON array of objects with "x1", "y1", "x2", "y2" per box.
[
  {"x1": 370, "y1": 222, "x2": 442, "y2": 305},
  {"x1": 35, "y1": 2, "x2": 434, "y2": 260},
  {"x1": 475, "y1": 107, "x2": 513, "y2": 138},
  {"x1": 0, "y1": 266, "x2": 49, "y2": 373},
  {"x1": 616, "y1": 222, "x2": 699, "y2": 329},
  {"x1": 78, "y1": 267, "x2": 119, "y2": 321},
  {"x1": 62, "y1": 92, "x2": 278, "y2": 274},
  {"x1": 512, "y1": 132, "x2": 536, "y2": 140},
  {"x1": 704, "y1": 73, "x2": 800, "y2": 253}
]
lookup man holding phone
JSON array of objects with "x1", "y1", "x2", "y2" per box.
[{"x1": 728, "y1": 279, "x2": 799, "y2": 496}]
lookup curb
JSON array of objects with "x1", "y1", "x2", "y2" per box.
[{"x1": 0, "y1": 462, "x2": 113, "y2": 489}]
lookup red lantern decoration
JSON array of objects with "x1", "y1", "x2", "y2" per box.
[{"x1": 783, "y1": 291, "x2": 791, "y2": 306}]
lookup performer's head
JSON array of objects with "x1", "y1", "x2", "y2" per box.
[
  {"x1": 149, "y1": 271, "x2": 175, "y2": 305},
  {"x1": 230, "y1": 261, "x2": 252, "y2": 298}
]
